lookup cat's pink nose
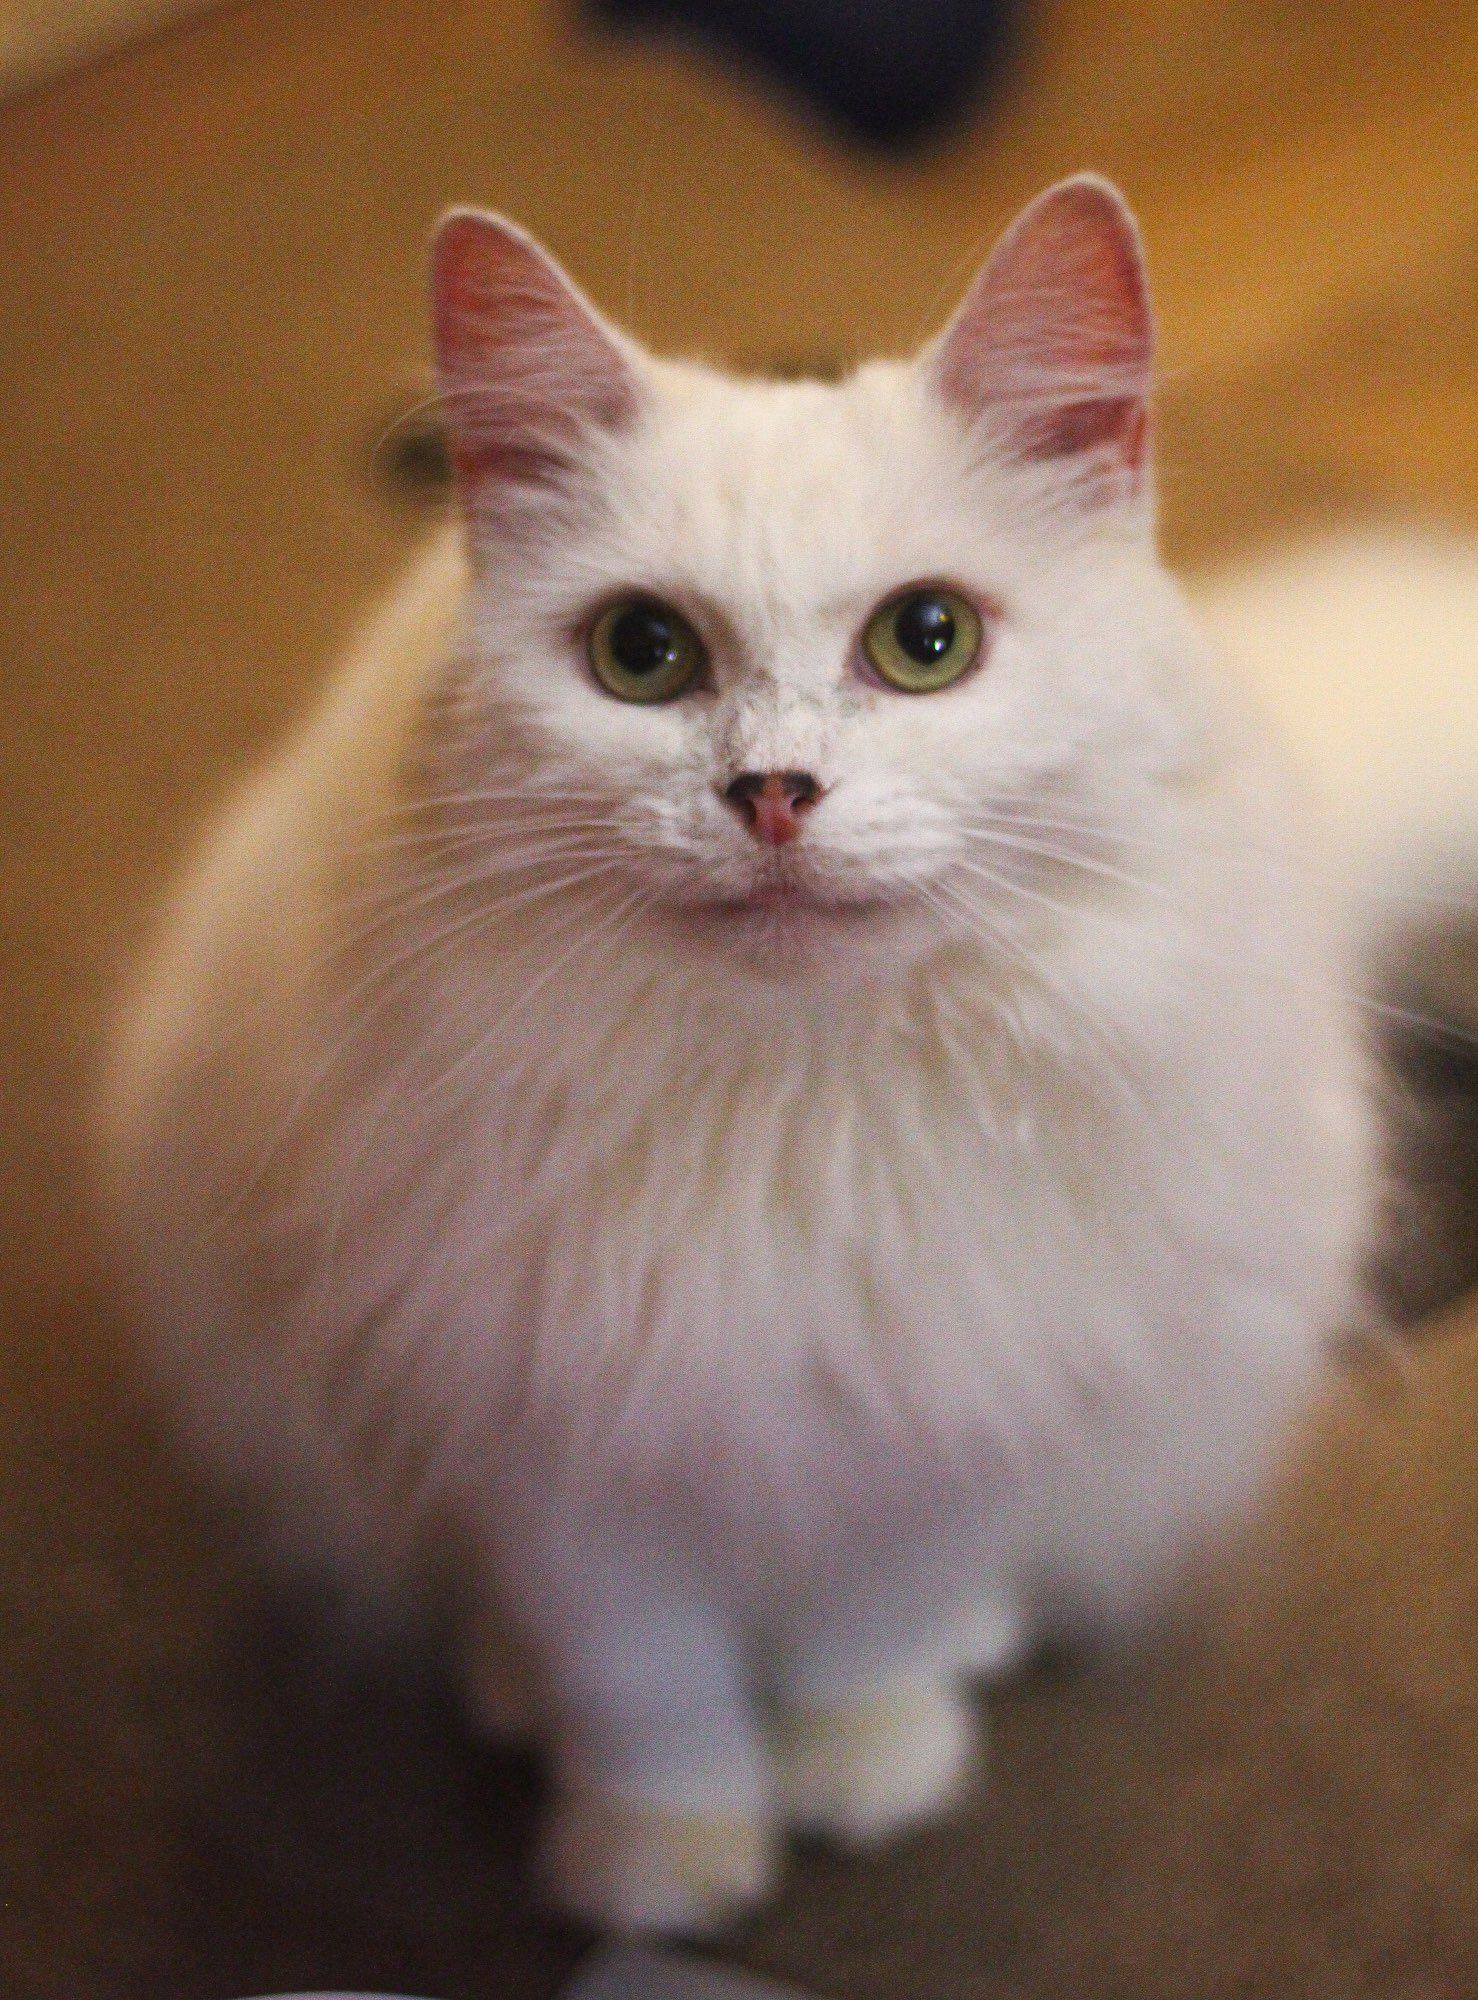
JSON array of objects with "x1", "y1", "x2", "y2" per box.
[{"x1": 722, "y1": 770, "x2": 825, "y2": 847}]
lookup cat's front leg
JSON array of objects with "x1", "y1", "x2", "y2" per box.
[
  {"x1": 767, "y1": 1589, "x2": 1026, "y2": 1846},
  {"x1": 770, "y1": 1673, "x2": 979, "y2": 1846},
  {"x1": 541, "y1": 1786, "x2": 775, "y2": 1939},
  {"x1": 475, "y1": 1508, "x2": 776, "y2": 1935}
]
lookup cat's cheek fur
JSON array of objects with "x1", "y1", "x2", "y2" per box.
[{"x1": 99, "y1": 182, "x2": 1378, "y2": 1933}]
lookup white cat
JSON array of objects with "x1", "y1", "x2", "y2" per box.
[{"x1": 100, "y1": 178, "x2": 1382, "y2": 1934}]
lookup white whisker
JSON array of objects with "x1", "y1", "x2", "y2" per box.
[
  {"x1": 208, "y1": 856, "x2": 636, "y2": 1233},
  {"x1": 955, "y1": 822, "x2": 1174, "y2": 901},
  {"x1": 414, "y1": 879, "x2": 658, "y2": 1108}
]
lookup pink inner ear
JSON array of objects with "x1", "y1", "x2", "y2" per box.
[
  {"x1": 935, "y1": 177, "x2": 1153, "y2": 478},
  {"x1": 1025, "y1": 394, "x2": 1149, "y2": 470},
  {"x1": 431, "y1": 212, "x2": 637, "y2": 490}
]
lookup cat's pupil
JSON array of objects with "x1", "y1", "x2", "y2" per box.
[
  {"x1": 610, "y1": 605, "x2": 679, "y2": 677},
  {"x1": 894, "y1": 594, "x2": 955, "y2": 663}
]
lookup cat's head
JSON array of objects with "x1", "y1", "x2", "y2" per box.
[{"x1": 427, "y1": 178, "x2": 1201, "y2": 986}]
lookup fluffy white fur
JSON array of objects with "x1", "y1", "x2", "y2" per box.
[
  {"x1": 1198, "y1": 525, "x2": 1478, "y2": 1025},
  {"x1": 100, "y1": 180, "x2": 1387, "y2": 1933}
]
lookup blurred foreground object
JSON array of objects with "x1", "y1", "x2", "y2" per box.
[{"x1": 589, "y1": 0, "x2": 1022, "y2": 146}]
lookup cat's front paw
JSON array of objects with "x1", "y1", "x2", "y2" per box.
[
  {"x1": 772, "y1": 1680, "x2": 979, "y2": 1847},
  {"x1": 539, "y1": 1787, "x2": 778, "y2": 1936}
]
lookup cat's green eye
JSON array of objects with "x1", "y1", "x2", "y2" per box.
[
  {"x1": 588, "y1": 596, "x2": 706, "y2": 703},
  {"x1": 862, "y1": 587, "x2": 984, "y2": 694}
]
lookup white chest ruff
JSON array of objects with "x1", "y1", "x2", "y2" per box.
[{"x1": 415, "y1": 1000, "x2": 1338, "y2": 1623}]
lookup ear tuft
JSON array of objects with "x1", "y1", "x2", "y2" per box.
[
  {"x1": 930, "y1": 175, "x2": 1153, "y2": 495},
  {"x1": 430, "y1": 210, "x2": 638, "y2": 499}
]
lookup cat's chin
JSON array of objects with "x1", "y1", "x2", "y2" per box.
[{"x1": 665, "y1": 883, "x2": 920, "y2": 980}]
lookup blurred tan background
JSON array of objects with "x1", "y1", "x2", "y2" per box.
[
  {"x1": 3, "y1": 3, "x2": 1478, "y2": 1997},
  {"x1": 1, "y1": 0, "x2": 220, "y2": 95}
]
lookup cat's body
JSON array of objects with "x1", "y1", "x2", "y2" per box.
[{"x1": 102, "y1": 182, "x2": 1386, "y2": 1931}]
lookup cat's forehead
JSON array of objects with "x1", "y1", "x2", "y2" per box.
[
  {"x1": 646, "y1": 356, "x2": 910, "y2": 471},
  {"x1": 595, "y1": 356, "x2": 1002, "y2": 627}
]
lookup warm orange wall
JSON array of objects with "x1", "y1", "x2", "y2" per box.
[{"x1": 1, "y1": 0, "x2": 225, "y2": 98}]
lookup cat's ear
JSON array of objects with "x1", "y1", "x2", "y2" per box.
[
  {"x1": 430, "y1": 209, "x2": 640, "y2": 506},
  {"x1": 927, "y1": 175, "x2": 1153, "y2": 503}
]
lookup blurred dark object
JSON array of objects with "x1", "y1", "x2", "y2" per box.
[
  {"x1": 374, "y1": 401, "x2": 454, "y2": 508},
  {"x1": 587, "y1": 0, "x2": 1023, "y2": 149},
  {"x1": 1372, "y1": 1001, "x2": 1478, "y2": 1328}
]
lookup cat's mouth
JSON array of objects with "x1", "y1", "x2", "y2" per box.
[
  {"x1": 719, "y1": 882, "x2": 874, "y2": 914},
  {"x1": 677, "y1": 876, "x2": 895, "y2": 932}
]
